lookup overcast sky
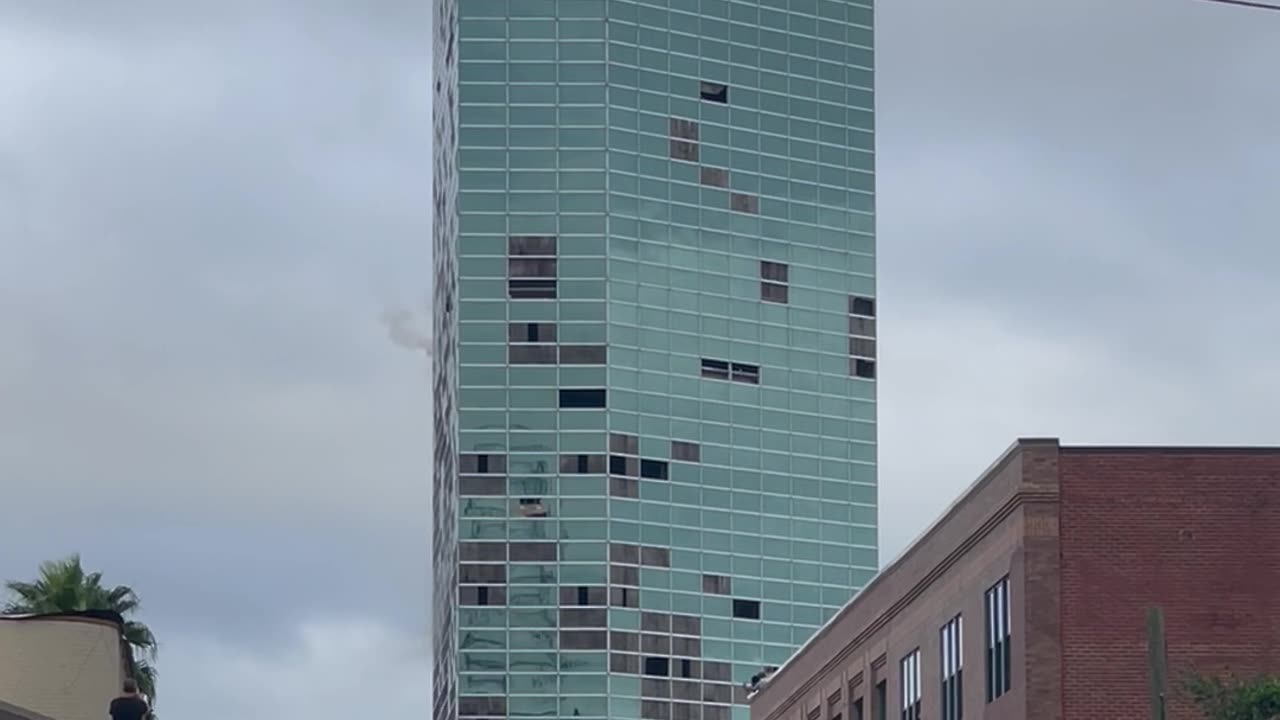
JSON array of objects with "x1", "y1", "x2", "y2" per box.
[{"x1": 1, "y1": 1, "x2": 1276, "y2": 718}]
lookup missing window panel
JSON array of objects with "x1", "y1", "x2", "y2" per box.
[
  {"x1": 730, "y1": 362, "x2": 760, "y2": 384},
  {"x1": 729, "y1": 192, "x2": 759, "y2": 214},
  {"x1": 700, "y1": 166, "x2": 729, "y2": 187},
  {"x1": 508, "y1": 235, "x2": 557, "y2": 256},
  {"x1": 761, "y1": 282, "x2": 789, "y2": 304},
  {"x1": 670, "y1": 139, "x2": 699, "y2": 162},
  {"x1": 699, "y1": 81, "x2": 728, "y2": 103},
  {"x1": 669, "y1": 117, "x2": 699, "y2": 140}
]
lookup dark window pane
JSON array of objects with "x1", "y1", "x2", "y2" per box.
[
  {"x1": 700, "y1": 358, "x2": 730, "y2": 380},
  {"x1": 699, "y1": 81, "x2": 728, "y2": 103},
  {"x1": 761, "y1": 282, "x2": 789, "y2": 304},
  {"x1": 732, "y1": 599, "x2": 760, "y2": 619},
  {"x1": 509, "y1": 321, "x2": 558, "y2": 342},
  {"x1": 643, "y1": 657, "x2": 670, "y2": 677},
  {"x1": 508, "y1": 279, "x2": 557, "y2": 299},
  {"x1": 671, "y1": 440, "x2": 700, "y2": 462},
  {"x1": 760, "y1": 261, "x2": 789, "y2": 282},
  {"x1": 560, "y1": 344, "x2": 607, "y2": 364},
  {"x1": 850, "y1": 337, "x2": 876, "y2": 358},
  {"x1": 670, "y1": 139, "x2": 699, "y2": 161},
  {"x1": 701, "y1": 166, "x2": 729, "y2": 187},
  {"x1": 730, "y1": 192, "x2": 759, "y2": 214},
  {"x1": 640, "y1": 459, "x2": 669, "y2": 480},
  {"x1": 850, "y1": 295, "x2": 876, "y2": 317},
  {"x1": 509, "y1": 344, "x2": 557, "y2": 364},
  {"x1": 508, "y1": 257, "x2": 557, "y2": 277},
  {"x1": 731, "y1": 362, "x2": 760, "y2": 384},
  {"x1": 853, "y1": 358, "x2": 876, "y2": 379},
  {"x1": 559, "y1": 388, "x2": 606, "y2": 408}
]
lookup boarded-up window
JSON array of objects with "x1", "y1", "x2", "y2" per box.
[
  {"x1": 611, "y1": 564, "x2": 640, "y2": 586},
  {"x1": 610, "y1": 432, "x2": 639, "y2": 454},
  {"x1": 559, "y1": 344, "x2": 607, "y2": 364},
  {"x1": 700, "y1": 166, "x2": 728, "y2": 187},
  {"x1": 460, "y1": 476, "x2": 505, "y2": 495},
  {"x1": 760, "y1": 261, "x2": 788, "y2": 282},
  {"x1": 761, "y1": 282, "x2": 788, "y2": 304},
  {"x1": 641, "y1": 611, "x2": 671, "y2": 632},
  {"x1": 850, "y1": 337, "x2": 877, "y2": 358},
  {"x1": 459, "y1": 696, "x2": 507, "y2": 717},
  {"x1": 508, "y1": 542, "x2": 556, "y2": 562},
  {"x1": 669, "y1": 117, "x2": 699, "y2": 140},
  {"x1": 730, "y1": 192, "x2": 758, "y2": 214},
  {"x1": 611, "y1": 630, "x2": 640, "y2": 651},
  {"x1": 672, "y1": 636, "x2": 701, "y2": 656},
  {"x1": 640, "y1": 546, "x2": 670, "y2": 567},
  {"x1": 641, "y1": 633, "x2": 671, "y2": 654},
  {"x1": 642, "y1": 701, "x2": 672, "y2": 720},
  {"x1": 560, "y1": 630, "x2": 607, "y2": 649},
  {"x1": 508, "y1": 344, "x2": 557, "y2": 364},
  {"x1": 702, "y1": 574, "x2": 731, "y2": 595},
  {"x1": 670, "y1": 139, "x2": 699, "y2": 162},
  {"x1": 611, "y1": 652, "x2": 640, "y2": 674},
  {"x1": 560, "y1": 608, "x2": 608, "y2": 627},
  {"x1": 671, "y1": 614, "x2": 700, "y2": 636},
  {"x1": 849, "y1": 316, "x2": 876, "y2": 337},
  {"x1": 460, "y1": 542, "x2": 506, "y2": 561},
  {"x1": 610, "y1": 476, "x2": 639, "y2": 498},
  {"x1": 671, "y1": 440, "x2": 700, "y2": 462}
]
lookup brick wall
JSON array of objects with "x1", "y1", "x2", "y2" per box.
[
  {"x1": 1059, "y1": 450, "x2": 1280, "y2": 720},
  {"x1": 0, "y1": 616, "x2": 124, "y2": 720}
]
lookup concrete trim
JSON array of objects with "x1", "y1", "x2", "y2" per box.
[{"x1": 0, "y1": 699, "x2": 57, "y2": 720}]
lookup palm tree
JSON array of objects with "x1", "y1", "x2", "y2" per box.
[{"x1": 4, "y1": 554, "x2": 159, "y2": 703}]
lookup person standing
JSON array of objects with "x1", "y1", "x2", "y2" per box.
[{"x1": 108, "y1": 678, "x2": 150, "y2": 720}]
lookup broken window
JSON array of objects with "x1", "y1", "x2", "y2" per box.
[
  {"x1": 850, "y1": 295, "x2": 876, "y2": 317},
  {"x1": 852, "y1": 358, "x2": 876, "y2": 380},
  {"x1": 699, "y1": 81, "x2": 728, "y2": 103}
]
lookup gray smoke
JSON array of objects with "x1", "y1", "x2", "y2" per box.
[{"x1": 381, "y1": 306, "x2": 431, "y2": 355}]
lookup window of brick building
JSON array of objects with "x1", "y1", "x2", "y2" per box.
[{"x1": 985, "y1": 576, "x2": 1012, "y2": 701}]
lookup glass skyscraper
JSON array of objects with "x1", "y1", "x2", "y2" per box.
[{"x1": 433, "y1": 0, "x2": 876, "y2": 717}]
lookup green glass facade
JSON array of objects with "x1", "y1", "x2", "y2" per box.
[{"x1": 438, "y1": 0, "x2": 876, "y2": 718}]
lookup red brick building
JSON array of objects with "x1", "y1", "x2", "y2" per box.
[{"x1": 748, "y1": 439, "x2": 1280, "y2": 720}]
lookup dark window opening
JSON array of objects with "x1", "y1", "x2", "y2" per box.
[
  {"x1": 760, "y1": 261, "x2": 788, "y2": 282},
  {"x1": 610, "y1": 455, "x2": 636, "y2": 476},
  {"x1": 875, "y1": 681, "x2": 887, "y2": 720},
  {"x1": 853, "y1": 698, "x2": 864, "y2": 720},
  {"x1": 761, "y1": 282, "x2": 789, "y2": 304},
  {"x1": 680, "y1": 659, "x2": 693, "y2": 678},
  {"x1": 560, "y1": 454, "x2": 605, "y2": 474},
  {"x1": 509, "y1": 235, "x2": 557, "y2": 256},
  {"x1": 731, "y1": 362, "x2": 760, "y2": 384},
  {"x1": 700, "y1": 81, "x2": 728, "y2": 103},
  {"x1": 560, "y1": 388, "x2": 606, "y2": 408},
  {"x1": 461, "y1": 454, "x2": 506, "y2": 474},
  {"x1": 850, "y1": 295, "x2": 876, "y2": 317},
  {"x1": 700, "y1": 358, "x2": 730, "y2": 380},
  {"x1": 509, "y1": 278, "x2": 557, "y2": 299},
  {"x1": 732, "y1": 599, "x2": 761, "y2": 619},
  {"x1": 853, "y1": 358, "x2": 876, "y2": 380},
  {"x1": 477, "y1": 455, "x2": 489, "y2": 473},
  {"x1": 477, "y1": 586, "x2": 489, "y2": 606},
  {"x1": 578, "y1": 586, "x2": 590, "y2": 606},
  {"x1": 644, "y1": 657, "x2": 670, "y2": 677},
  {"x1": 640, "y1": 459, "x2": 669, "y2": 480}
]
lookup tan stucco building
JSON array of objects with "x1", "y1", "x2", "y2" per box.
[{"x1": 0, "y1": 612, "x2": 129, "y2": 720}]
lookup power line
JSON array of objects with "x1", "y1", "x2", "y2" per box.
[{"x1": 1196, "y1": 0, "x2": 1280, "y2": 11}]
